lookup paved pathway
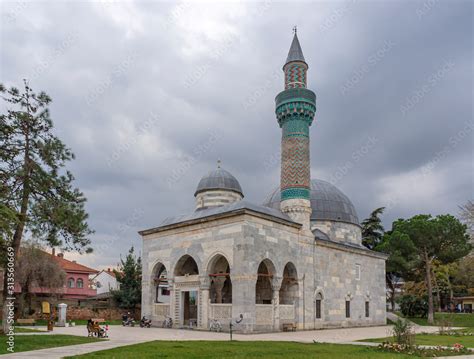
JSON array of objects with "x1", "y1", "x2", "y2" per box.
[{"x1": 3, "y1": 324, "x2": 472, "y2": 358}]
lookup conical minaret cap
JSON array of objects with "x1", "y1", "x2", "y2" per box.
[{"x1": 285, "y1": 32, "x2": 306, "y2": 65}]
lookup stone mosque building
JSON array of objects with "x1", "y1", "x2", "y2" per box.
[{"x1": 139, "y1": 32, "x2": 387, "y2": 332}]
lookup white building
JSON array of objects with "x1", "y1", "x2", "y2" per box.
[{"x1": 93, "y1": 269, "x2": 119, "y2": 295}]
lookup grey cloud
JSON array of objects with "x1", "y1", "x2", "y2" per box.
[{"x1": 1, "y1": 0, "x2": 471, "y2": 268}]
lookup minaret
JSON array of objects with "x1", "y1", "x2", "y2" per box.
[{"x1": 276, "y1": 28, "x2": 316, "y2": 231}]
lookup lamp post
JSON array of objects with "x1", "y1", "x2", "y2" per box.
[{"x1": 229, "y1": 314, "x2": 243, "y2": 341}]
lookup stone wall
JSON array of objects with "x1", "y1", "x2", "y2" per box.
[
  {"x1": 314, "y1": 240, "x2": 386, "y2": 328},
  {"x1": 141, "y1": 210, "x2": 386, "y2": 332},
  {"x1": 311, "y1": 220, "x2": 362, "y2": 245}
]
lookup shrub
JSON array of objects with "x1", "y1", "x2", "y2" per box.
[
  {"x1": 392, "y1": 318, "x2": 415, "y2": 346},
  {"x1": 399, "y1": 294, "x2": 428, "y2": 318}
]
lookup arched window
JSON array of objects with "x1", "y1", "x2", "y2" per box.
[
  {"x1": 208, "y1": 254, "x2": 232, "y2": 304},
  {"x1": 315, "y1": 292, "x2": 323, "y2": 319},
  {"x1": 255, "y1": 259, "x2": 275, "y2": 304},
  {"x1": 76, "y1": 278, "x2": 84, "y2": 288},
  {"x1": 67, "y1": 278, "x2": 75, "y2": 288}
]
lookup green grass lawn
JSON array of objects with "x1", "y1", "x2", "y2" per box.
[
  {"x1": 363, "y1": 334, "x2": 474, "y2": 348},
  {"x1": 399, "y1": 313, "x2": 474, "y2": 328},
  {"x1": 66, "y1": 341, "x2": 421, "y2": 359},
  {"x1": 0, "y1": 334, "x2": 103, "y2": 355}
]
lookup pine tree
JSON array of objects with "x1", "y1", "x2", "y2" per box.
[
  {"x1": 382, "y1": 214, "x2": 471, "y2": 324},
  {"x1": 361, "y1": 207, "x2": 385, "y2": 250},
  {"x1": 1, "y1": 81, "x2": 93, "y2": 333},
  {"x1": 112, "y1": 247, "x2": 142, "y2": 309}
]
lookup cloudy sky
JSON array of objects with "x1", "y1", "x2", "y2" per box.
[{"x1": 1, "y1": 0, "x2": 472, "y2": 269}]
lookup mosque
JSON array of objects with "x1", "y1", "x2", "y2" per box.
[{"x1": 139, "y1": 31, "x2": 387, "y2": 332}]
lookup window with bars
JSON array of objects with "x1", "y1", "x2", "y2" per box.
[
  {"x1": 345, "y1": 300, "x2": 351, "y2": 318},
  {"x1": 316, "y1": 299, "x2": 321, "y2": 319},
  {"x1": 365, "y1": 301, "x2": 370, "y2": 318}
]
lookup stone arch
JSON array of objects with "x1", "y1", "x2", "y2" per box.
[
  {"x1": 151, "y1": 262, "x2": 169, "y2": 303},
  {"x1": 174, "y1": 254, "x2": 199, "y2": 276},
  {"x1": 314, "y1": 288, "x2": 324, "y2": 300},
  {"x1": 255, "y1": 259, "x2": 276, "y2": 304},
  {"x1": 205, "y1": 251, "x2": 232, "y2": 272},
  {"x1": 207, "y1": 254, "x2": 232, "y2": 304},
  {"x1": 279, "y1": 262, "x2": 298, "y2": 305}
]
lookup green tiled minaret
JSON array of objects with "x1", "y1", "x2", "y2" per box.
[{"x1": 276, "y1": 29, "x2": 316, "y2": 230}]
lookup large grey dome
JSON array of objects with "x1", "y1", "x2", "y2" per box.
[
  {"x1": 263, "y1": 179, "x2": 359, "y2": 225},
  {"x1": 194, "y1": 168, "x2": 243, "y2": 197}
]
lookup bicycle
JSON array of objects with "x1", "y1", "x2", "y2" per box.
[
  {"x1": 162, "y1": 316, "x2": 173, "y2": 328},
  {"x1": 209, "y1": 319, "x2": 222, "y2": 332}
]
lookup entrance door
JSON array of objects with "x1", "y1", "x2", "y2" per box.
[{"x1": 182, "y1": 290, "x2": 198, "y2": 327}]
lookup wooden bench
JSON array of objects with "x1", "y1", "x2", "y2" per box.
[
  {"x1": 282, "y1": 323, "x2": 296, "y2": 332},
  {"x1": 16, "y1": 319, "x2": 36, "y2": 326}
]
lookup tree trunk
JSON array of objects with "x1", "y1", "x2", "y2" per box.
[
  {"x1": 424, "y1": 252, "x2": 435, "y2": 324},
  {"x1": 386, "y1": 274, "x2": 396, "y2": 311},
  {"x1": 432, "y1": 269, "x2": 442, "y2": 312},
  {"x1": 1, "y1": 121, "x2": 31, "y2": 333}
]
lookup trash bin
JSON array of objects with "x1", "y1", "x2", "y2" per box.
[{"x1": 47, "y1": 320, "x2": 54, "y2": 331}]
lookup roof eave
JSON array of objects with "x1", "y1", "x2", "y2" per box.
[{"x1": 139, "y1": 208, "x2": 301, "y2": 236}]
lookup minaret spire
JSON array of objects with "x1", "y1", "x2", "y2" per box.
[
  {"x1": 275, "y1": 30, "x2": 316, "y2": 232},
  {"x1": 285, "y1": 30, "x2": 306, "y2": 67}
]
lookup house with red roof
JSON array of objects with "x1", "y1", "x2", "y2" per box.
[
  {"x1": 51, "y1": 250, "x2": 98, "y2": 299},
  {"x1": 10, "y1": 249, "x2": 99, "y2": 300}
]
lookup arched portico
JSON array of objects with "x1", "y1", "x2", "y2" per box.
[
  {"x1": 152, "y1": 262, "x2": 169, "y2": 303},
  {"x1": 255, "y1": 259, "x2": 276, "y2": 304},
  {"x1": 174, "y1": 255, "x2": 199, "y2": 276},
  {"x1": 208, "y1": 254, "x2": 232, "y2": 304},
  {"x1": 150, "y1": 262, "x2": 171, "y2": 323},
  {"x1": 279, "y1": 262, "x2": 298, "y2": 304},
  {"x1": 173, "y1": 255, "x2": 201, "y2": 327}
]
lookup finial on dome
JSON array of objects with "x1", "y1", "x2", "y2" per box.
[
  {"x1": 293, "y1": 25, "x2": 297, "y2": 35},
  {"x1": 217, "y1": 159, "x2": 221, "y2": 169}
]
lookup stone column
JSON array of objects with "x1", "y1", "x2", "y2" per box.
[
  {"x1": 272, "y1": 277, "x2": 282, "y2": 331},
  {"x1": 231, "y1": 274, "x2": 256, "y2": 333},
  {"x1": 168, "y1": 278, "x2": 178, "y2": 327},
  {"x1": 199, "y1": 276, "x2": 210, "y2": 330}
]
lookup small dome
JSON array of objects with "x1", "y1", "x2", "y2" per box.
[
  {"x1": 263, "y1": 179, "x2": 359, "y2": 225},
  {"x1": 194, "y1": 168, "x2": 243, "y2": 197}
]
